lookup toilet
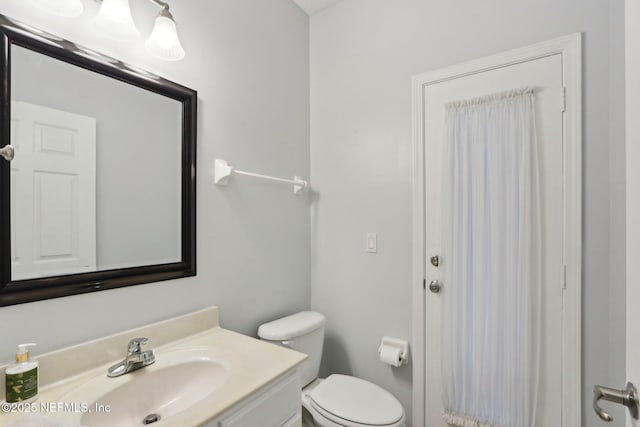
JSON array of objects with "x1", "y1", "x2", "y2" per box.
[{"x1": 258, "y1": 311, "x2": 406, "y2": 427}]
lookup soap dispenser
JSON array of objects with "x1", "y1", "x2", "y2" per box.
[{"x1": 5, "y1": 343, "x2": 38, "y2": 403}]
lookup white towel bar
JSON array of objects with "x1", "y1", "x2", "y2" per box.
[{"x1": 214, "y1": 159, "x2": 308, "y2": 195}]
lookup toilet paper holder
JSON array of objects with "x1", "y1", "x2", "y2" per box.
[{"x1": 378, "y1": 336, "x2": 409, "y2": 366}]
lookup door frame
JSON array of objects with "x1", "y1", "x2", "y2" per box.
[{"x1": 411, "y1": 33, "x2": 582, "y2": 427}]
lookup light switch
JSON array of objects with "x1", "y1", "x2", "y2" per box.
[{"x1": 366, "y1": 233, "x2": 377, "y2": 253}]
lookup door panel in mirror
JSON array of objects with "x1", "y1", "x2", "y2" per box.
[{"x1": 11, "y1": 101, "x2": 97, "y2": 281}]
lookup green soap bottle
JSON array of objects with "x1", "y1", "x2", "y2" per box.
[{"x1": 5, "y1": 343, "x2": 38, "y2": 403}]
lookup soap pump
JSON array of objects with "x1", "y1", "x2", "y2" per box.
[{"x1": 5, "y1": 343, "x2": 38, "y2": 403}]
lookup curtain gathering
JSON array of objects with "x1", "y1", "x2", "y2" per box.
[{"x1": 440, "y1": 87, "x2": 541, "y2": 427}]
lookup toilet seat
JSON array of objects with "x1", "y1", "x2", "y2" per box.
[{"x1": 306, "y1": 375, "x2": 405, "y2": 427}]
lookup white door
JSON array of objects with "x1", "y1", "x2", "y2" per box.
[
  {"x1": 424, "y1": 55, "x2": 564, "y2": 425},
  {"x1": 627, "y1": 1, "x2": 640, "y2": 426},
  {"x1": 10, "y1": 102, "x2": 97, "y2": 280},
  {"x1": 595, "y1": 4, "x2": 640, "y2": 425}
]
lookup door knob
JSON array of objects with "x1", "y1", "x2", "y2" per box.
[
  {"x1": 593, "y1": 382, "x2": 639, "y2": 422},
  {"x1": 428, "y1": 280, "x2": 441, "y2": 293}
]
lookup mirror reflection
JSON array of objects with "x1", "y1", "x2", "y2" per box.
[{"x1": 10, "y1": 45, "x2": 182, "y2": 281}]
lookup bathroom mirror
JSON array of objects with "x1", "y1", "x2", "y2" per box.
[{"x1": 0, "y1": 15, "x2": 197, "y2": 306}]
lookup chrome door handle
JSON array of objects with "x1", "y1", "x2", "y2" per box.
[
  {"x1": 593, "y1": 382, "x2": 639, "y2": 422},
  {"x1": 428, "y1": 280, "x2": 441, "y2": 293},
  {"x1": 0, "y1": 145, "x2": 14, "y2": 161}
]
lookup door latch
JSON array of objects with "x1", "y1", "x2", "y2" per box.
[{"x1": 430, "y1": 255, "x2": 439, "y2": 267}]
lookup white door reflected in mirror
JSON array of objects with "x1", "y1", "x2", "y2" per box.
[{"x1": 10, "y1": 102, "x2": 97, "y2": 281}]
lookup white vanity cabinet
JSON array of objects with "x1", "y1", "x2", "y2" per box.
[
  {"x1": 0, "y1": 308, "x2": 308, "y2": 427},
  {"x1": 203, "y1": 369, "x2": 302, "y2": 427}
]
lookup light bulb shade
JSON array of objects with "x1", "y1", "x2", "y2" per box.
[
  {"x1": 30, "y1": 0, "x2": 83, "y2": 17},
  {"x1": 145, "y1": 15, "x2": 185, "y2": 61},
  {"x1": 93, "y1": 0, "x2": 140, "y2": 42}
]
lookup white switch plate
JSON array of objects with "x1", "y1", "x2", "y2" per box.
[{"x1": 366, "y1": 233, "x2": 377, "y2": 253}]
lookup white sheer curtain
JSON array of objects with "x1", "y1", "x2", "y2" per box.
[{"x1": 440, "y1": 87, "x2": 541, "y2": 427}]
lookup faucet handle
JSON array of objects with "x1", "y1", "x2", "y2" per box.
[{"x1": 127, "y1": 337, "x2": 149, "y2": 355}]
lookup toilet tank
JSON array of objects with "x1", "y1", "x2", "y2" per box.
[{"x1": 258, "y1": 311, "x2": 325, "y2": 387}]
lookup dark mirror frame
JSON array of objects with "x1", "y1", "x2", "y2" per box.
[{"x1": 0, "y1": 15, "x2": 197, "y2": 306}]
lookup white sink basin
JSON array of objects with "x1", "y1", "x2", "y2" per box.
[{"x1": 60, "y1": 348, "x2": 228, "y2": 427}]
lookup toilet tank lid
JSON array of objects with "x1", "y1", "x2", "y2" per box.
[{"x1": 258, "y1": 311, "x2": 326, "y2": 340}]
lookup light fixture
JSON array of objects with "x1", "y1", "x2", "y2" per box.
[
  {"x1": 30, "y1": 0, "x2": 84, "y2": 17},
  {"x1": 93, "y1": 0, "x2": 140, "y2": 42},
  {"x1": 32, "y1": 0, "x2": 186, "y2": 61},
  {"x1": 144, "y1": 8, "x2": 185, "y2": 61},
  {"x1": 93, "y1": 0, "x2": 185, "y2": 59}
]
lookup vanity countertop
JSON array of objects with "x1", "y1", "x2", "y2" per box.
[{"x1": 0, "y1": 307, "x2": 306, "y2": 427}]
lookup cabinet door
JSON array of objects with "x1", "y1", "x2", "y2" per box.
[{"x1": 219, "y1": 372, "x2": 300, "y2": 427}]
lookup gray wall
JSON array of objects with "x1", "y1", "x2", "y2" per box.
[
  {"x1": 0, "y1": 0, "x2": 310, "y2": 362},
  {"x1": 12, "y1": 45, "x2": 182, "y2": 270},
  {"x1": 309, "y1": 1, "x2": 625, "y2": 426}
]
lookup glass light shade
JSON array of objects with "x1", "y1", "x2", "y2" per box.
[
  {"x1": 145, "y1": 15, "x2": 185, "y2": 61},
  {"x1": 93, "y1": 0, "x2": 140, "y2": 42},
  {"x1": 30, "y1": 0, "x2": 83, "y2": 17}
]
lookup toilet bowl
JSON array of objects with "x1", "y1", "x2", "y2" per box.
[{"x1": 258, "y1": 312, "x2": 406, "y2": 427}]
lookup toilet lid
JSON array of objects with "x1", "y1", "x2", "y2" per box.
[{"x1": 309, "y1": 375, "x2": 404, "y2": 426}]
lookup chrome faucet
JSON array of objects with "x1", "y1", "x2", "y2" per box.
[{"x1": 107, "y1": 338, "x2": 156, "y2": 377}]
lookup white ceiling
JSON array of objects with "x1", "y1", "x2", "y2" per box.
[{"x1": 292, "y1": 0, "x2": 344, "y2": 15}]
